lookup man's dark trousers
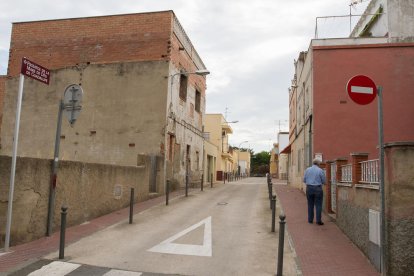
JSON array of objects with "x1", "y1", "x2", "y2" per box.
[{"x1": 306, "y1": 185, "x2": 323, "y2": 223}]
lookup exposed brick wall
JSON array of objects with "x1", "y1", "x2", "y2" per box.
[
  {"x1": 351, "y1": 153, "x2": 369, "y2": 184},
  {"x1": 8, "y1": 11, "x2": 174, "y2": 77}
]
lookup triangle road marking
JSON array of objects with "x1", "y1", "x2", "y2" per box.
[{"x1": 148, "y1": 216, "x2": 212, "y2": 257}]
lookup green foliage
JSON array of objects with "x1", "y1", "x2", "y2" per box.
[{"x1": 250, "y1": 151, "x2": 270, "y2": 175}]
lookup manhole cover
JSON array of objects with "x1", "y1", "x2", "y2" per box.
[{"x1": 217, "y1": 202, "x2": 228, "y2": 205}]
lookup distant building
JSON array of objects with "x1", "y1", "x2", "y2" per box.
[
  {"x1": 269, "y1": 143, "x2": 279, "y2": 178},
  {"x1": 237, "y1": 150, "x2": 251, "y2": 177},
  {"x1": 204, "y1": 114, "x2": 234, "y2": 181},
  {"x1": 277, "y1": 132, "x2": 289, "y2": 180}
]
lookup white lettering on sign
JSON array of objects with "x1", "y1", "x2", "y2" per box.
[
  {"x1": 351, "y1": 86, "x2": 374, "y2": 94},
  {"x1": 21, "y1": 58, "x2": 50, "y2": 85}
]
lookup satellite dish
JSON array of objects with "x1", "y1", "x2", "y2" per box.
[{"x1": 63, "y1": 84, "x2": 83, "y2": 125}]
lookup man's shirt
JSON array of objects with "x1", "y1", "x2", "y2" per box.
[{"x1": 303, "y1": 165, "x2": 326, "y2": 186}]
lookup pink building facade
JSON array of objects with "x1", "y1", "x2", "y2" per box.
[{"x1": 313, "y1": 41, "x2": 414, "y2": 161}]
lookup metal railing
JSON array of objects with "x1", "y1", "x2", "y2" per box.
[
  {"x1": 360, "y1": 159, "x2": 379, "y2": 184},
  {"x1": 341, "y1": 164, "x2": 352, "y2": 183}
]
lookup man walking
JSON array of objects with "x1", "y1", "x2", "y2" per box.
[{"x1": 303, "y1": 158, "x2": 326, "y2": 225}]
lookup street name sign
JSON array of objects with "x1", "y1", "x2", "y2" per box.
[
  {"x1": 20, "y1": 57, "x2": 50, "y2": 85},
  {"x1": 346, "y1": 75, "x2": 377, "y2": 105}
]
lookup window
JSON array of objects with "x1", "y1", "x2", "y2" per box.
[
  {"x1": 195, "y1": 89, "x2": 201, "y2": 112},
  {"x1": 179, "y1": 74, "x2": 188, "y2": 101}
]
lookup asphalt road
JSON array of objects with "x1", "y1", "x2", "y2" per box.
[{"x1": 12, "y1": 177, "x2": 298, "y2": 275}]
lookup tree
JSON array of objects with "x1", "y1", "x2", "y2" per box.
[{"x1": 250, "y1": 151, "x2": 270, "y2": 175}]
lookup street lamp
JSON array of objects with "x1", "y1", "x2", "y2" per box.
[{"x1": 237, "y1": 141, "x2": 248, "y2": 176}]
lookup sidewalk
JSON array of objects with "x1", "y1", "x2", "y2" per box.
[
  {"x1": 0, "y1": 187, "x2": 194, "y2": 274},
  {"x1": 273, "y1": 179, "x2": 379, "y2": 276}
]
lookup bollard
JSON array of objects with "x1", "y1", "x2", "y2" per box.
[
  {"x1": 129, "y1": 188, "x2": 134, "y2": 224},
  {"x1": 276, "y1": 214, "x2": 286, "y2": 276},
  {"x1": 185, "y1": 174, "x2": 188, "y2": 197},
  {"x1": 59, "y1": 206, "x2": 68, "y2": 259},
  {"x1": 224, "y1": 173, "x2": 226, "y2": 184},
  {"x1": 269, "y1": 182, "x2": 273, "y2": 209},
  {"x1": 166, "y1": 180, "x2": 170, "y2": 206},
  {"x1": 211, "y1": 173, "x2": 213, "y2": 188},
  {"x1": 271, "y1": 195, "x2": 276, "y2": 232},
  {"x1": 201, "y1": 174, "x2": 204, "y2": 191}
]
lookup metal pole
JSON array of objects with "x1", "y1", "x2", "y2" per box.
[
  {"x1": 129, "y1": 188, "x2": 134, "y2": 224},
  {"x1": 166, "y1": 180, "x2": 170, "y2": 205},
  {"x1": 59, "y1": 206, "x2": 68, "y2": 259},
  {"x1": 224, "y1": 173, "x2": 226, "y2": 184},
  {"x1": 211, "y1": 173, "x2": 213, "y2": 188},
  {"x1": 185, "y1": 173, "x2": 188, "y2": 197},
  {"x1": 276, "y1": 214, "x2": 286, "y2": 276},
  {"x1": 201, "y1": 174, "x2": 204, "y2": 191},
  {"x1": 269, "y1": 182, "x2": 273, "y2": 209},
  {"x1": 378, "y1": 86, "x2": 386, "y2": 275},
  {"x1": 4, "y1": 74, "x2": 25, "y2": 251},
  {"x1": 271, "y1": 195, "x2": 276, "y2": 232},
  {"x1": 47, "y1": 101, "x2": 64, "y2": 236}
]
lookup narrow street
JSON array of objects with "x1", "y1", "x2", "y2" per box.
[{"x1": 10, "y1": 178, "x2": 297, "y2": 275}]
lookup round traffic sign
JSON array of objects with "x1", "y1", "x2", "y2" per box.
[
  {"x1": 346, "y1": 75, "x2": 377, "y2": 105},
  {"x1": 63, "y1": 84, "x2": 83, "y2": 125}
]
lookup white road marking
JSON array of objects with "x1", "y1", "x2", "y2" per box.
[
  {"x1": 103, "y1": 269, "x2": 143, "y2": 275},
  {"x1": 148, "y1": 216, "x2": 212, "y2": 257},
  {"x1": 351, "y1": 86, "x2": 373, "y2": 94},
  {"x1": 28, "y1": 261, "x2": 80, "y2": 275}
]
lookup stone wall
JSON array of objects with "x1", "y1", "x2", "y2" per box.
[
  {"x1": 331, "y1": 142, "x2": 414, "y2": 274},
  {"x1": 384, "y1": 142, "x2": 414, "y2": 275},
  {"x1": 0, "y1": 154, "x2": 152, "y2": 247},
  {"x1": 336, "y1": 186, "x2": 380, "y2": 269}
]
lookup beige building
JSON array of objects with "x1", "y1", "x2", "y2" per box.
[
  {"x1": 0, "y1": 12, "x2": 209, "y2": 246},
  {"x1": 204, "y1": 114, "x2": 234, "y2": 181},
  {"x1": 236, "y1": 150, "x2": 251, "y2": 177},
  {"x1": 0, "y1": 12, "x2": 209, "y2": 191},
  {"x1": 269, "y1": 144, "x2": 279, "y2": 178},
  {"x1": 203, "y1": 139, "x2": 218, "y2": 184}
]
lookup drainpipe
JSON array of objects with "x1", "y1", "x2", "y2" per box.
[{"x1": 308, "y1": 115, "x2": 313, "y2": 166}]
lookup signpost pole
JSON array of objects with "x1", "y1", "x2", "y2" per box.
[
  {"x1": 4, "y1": 74, "x2": 25, "y2": 251},
  {"x1": 377, "y1": 86, "x2": 386, "y2": 275},
  {"x1": 47, "y1": 100, "x2": 64, "y2": 236}
]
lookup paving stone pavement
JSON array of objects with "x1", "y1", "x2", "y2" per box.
[
  {"x1": 273, "y1": 179, "x2": 379, "y2": 276},
  {"x1": 1, "y1": 178, "x2": 381, "y2": 276},
  {"x1": 0, "y1": 189, "x2": 186, "y2": 275}
]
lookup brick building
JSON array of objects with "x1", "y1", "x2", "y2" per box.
[{"x1": 0, "y1": 11, "x2": 209, "y2": 245}]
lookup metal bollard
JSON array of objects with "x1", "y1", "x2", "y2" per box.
[
  {"x1": 276, "y1": 214, "x2": 286, "y2": 276},
  {"x1": 269, "y1": 182, "x2": 273, "y2": 209},
  {"x1": 129, "y1": 188, "x2": 134, "y2": 224},
  {"x1": 201, "y1": 174, "x2": 204, "y2": 191},
  {"x1": 211, "y1": 173, "x2": 213, "y2": 188},
  {"x1": 166, "y1": 180, "x2": 170, "y2": 206},
  {"x1": 59, "y1": 206, "x2": 68, "y2": 259},
  {"x1": 271, "y1": 195, "x2": 276, "y2": 232},
  {"x1": 185, "y1": 174, "x2": 189, "y2": 197},
  {"x1": 224, "y1": 173, "x2": 226, "y2": 184}
]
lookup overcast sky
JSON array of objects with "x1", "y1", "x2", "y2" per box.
[{"x1": 0, "y1": 0, "x2": 369, "y2": 153}]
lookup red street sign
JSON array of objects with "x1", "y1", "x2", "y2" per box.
[
  {"x1": 20, "y1": 57, "x2": 50, "y2": 85},
  {"x1": 346, "y1": 75, "x2": 377, "y2": 105}
]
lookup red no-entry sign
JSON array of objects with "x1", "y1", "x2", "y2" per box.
[{"x1": 346, "y1": 75, "x2": 377, "y2": 105}]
